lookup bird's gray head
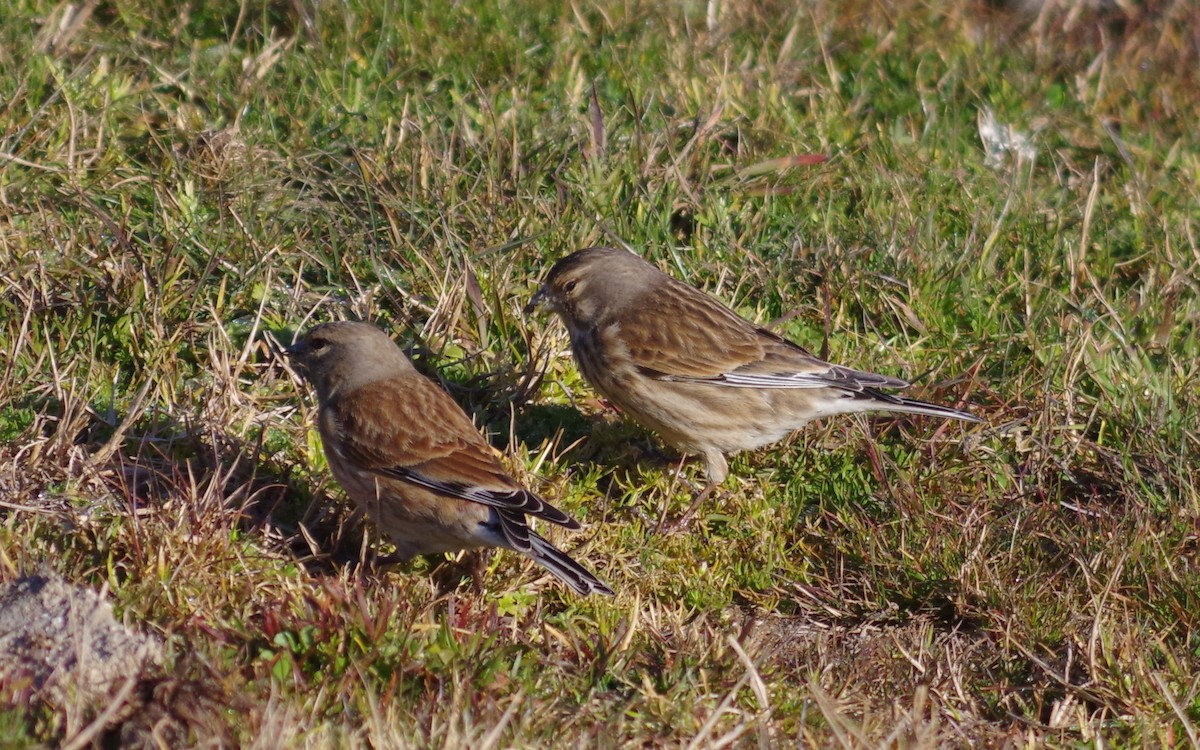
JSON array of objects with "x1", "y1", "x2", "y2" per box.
[
  {"x1": 525, "y1": 246, "x2": 659, "y2": 329},
  {"x1": 286, "y1": 321, "x2": 413, "y2": 401}
]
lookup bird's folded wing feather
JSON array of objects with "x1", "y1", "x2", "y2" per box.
[
  {"x1": 329, "y1": 377, "x2": 579, "y2": 531},
  {"x1": 625, "y1": 285, "x2": 909, "y2": 391}
]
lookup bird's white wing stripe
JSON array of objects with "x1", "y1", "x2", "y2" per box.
[
  {"x1": 659, "y1": 372, "x2": 851, "y2": 389},
  {"x1": 719, "y1": 372, "x2": 842, "y2": 388}
]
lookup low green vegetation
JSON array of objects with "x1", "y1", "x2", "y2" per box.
[{"x1": 1, "y1": 0, "x2": 1197, "y2": 745}]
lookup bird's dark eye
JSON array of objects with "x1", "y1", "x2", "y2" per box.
[
  {"x1": 563, "y1": 280, "x2": 578, "y2": 293},
  {"x1": 310, "y1": 338, "x2": 328, "y2": 351}
]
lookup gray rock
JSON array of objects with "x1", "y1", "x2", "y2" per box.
[{"x1": 0, "y1": 571, "x2": 162, "y2": 707}]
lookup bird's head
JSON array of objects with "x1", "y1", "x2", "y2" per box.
[
  {"x1": 287, "y1": 321, "x2": 412, "y2": 400},
  {"x1": 525, "y1": 246, "x2": 655, "y2": 329}
]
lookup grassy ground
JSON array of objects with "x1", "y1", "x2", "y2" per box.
[{"x1": 1, "y1": 0, "x2": 1198, "y2": 746}]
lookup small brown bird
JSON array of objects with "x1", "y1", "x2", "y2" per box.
[
  {"x1": 287, "y1": 321, "x2": 613, "y2": 596},
  {"x1": 527, "y1": 246, "x2": 981, "y2": 526}
]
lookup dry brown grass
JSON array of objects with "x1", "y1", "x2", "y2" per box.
[{"x1": 1, "y1": 0, "x2": 1198, "y2": 746}]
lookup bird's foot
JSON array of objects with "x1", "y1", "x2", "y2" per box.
[
  {"x1": 654, "y1": 481, "x2": 718, "y2": 534},
  {"x1": 430, "y1": 550, "x2": 489, "y2": 595}
]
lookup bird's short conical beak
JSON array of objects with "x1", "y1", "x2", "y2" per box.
[{"x1": 523, "y1": 286, "x2": 548, "y2": 315}]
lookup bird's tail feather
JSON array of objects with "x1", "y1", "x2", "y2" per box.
[{"x1": 527, "y1": 532, "x2": 614, "y2": 596}]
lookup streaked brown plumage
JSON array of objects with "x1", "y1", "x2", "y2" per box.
[
  {"x1": 287, "y1": 321, "x2": 613, "y2": 596},
  {"x1": 527, "y1": 246, "x2": 981, "y2": 523}
]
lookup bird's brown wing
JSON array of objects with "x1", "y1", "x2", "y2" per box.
[
  {"x1": 625, "y1": 280, "x2": 908, "y2": 392},
  {"x1": 620, "y1": 280, "x2": 768, "y2": 379},
  {"x1": 328, "y1": 377, "x2": 580, "y2": 543}
]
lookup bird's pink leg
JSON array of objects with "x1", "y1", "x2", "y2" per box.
[{"x1": 654, "y1": 451, "x2": 727, "y2": 533}]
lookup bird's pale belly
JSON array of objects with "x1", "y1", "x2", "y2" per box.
[{"x1": 326, "y1": 460, "x2": 497, "y2": 557}]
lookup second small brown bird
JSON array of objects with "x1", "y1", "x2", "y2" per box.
[
  {"x1": 527, "y1": 246, "x2": 981, "y2": 526},
  {"x1": 287, "y1": 321, "x2": 613, "y2": 596}
]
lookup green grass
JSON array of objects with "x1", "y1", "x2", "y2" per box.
[{"x1": 2, "y1": 0, "x2": 1199, "y2": 745}]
